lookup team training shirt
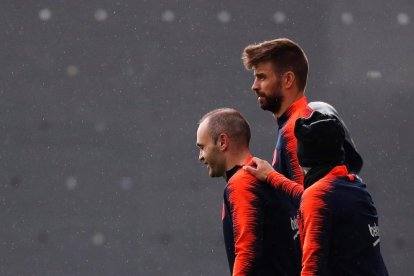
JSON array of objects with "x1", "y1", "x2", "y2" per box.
[
  {"x1": 272, "y1": 96, "x2": 312, "y2": 186},
  {"x1": 222, "y1": 155, "x2": 301, "y2": 276},
  {"x1": 272, "y1": 97, "x2": 364, "y2": 187},
  {"x1": 266, "y1": 166, "x2": 388, "y2": 275}
]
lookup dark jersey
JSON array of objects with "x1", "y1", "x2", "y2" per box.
[
  {"x1": 222, "y1": 155, "x2": 301, "y2": 276},
  {"x1": 272, "y1": 98, "x2": 364, "y2": 187},
  {"x1": 272, "y1": 96, "x2": 312, "y2": 186},
  {"x1": 265, "y1": 166, "x2": 388, "y2": 275},
  {"x1": 299, "y1": 165, "x2": 388, "y2": 275}
]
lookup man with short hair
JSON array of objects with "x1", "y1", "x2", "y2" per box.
[
  {"x1": 241, "y1": 38, "x2": 363, "y2": 186},
  {"x1": 244, "y1": 112, "x2": 388, "y2": 275},
  {"x1": 197, "y1": 108, "x2": 301, "y2": 276}
]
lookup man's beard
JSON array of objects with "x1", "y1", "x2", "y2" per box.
[
  {"x1": 259, "y1": 93, "x2": 283, "y2": 113},
  {"x1": 258, "y1": 82, "x2": 283, "y2": 113}
]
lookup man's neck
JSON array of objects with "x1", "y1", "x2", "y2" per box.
[
  {"x1": 224, "y1": 150, "x2": 251, "y2": 173},
  {"x1": 273, "y1": 91, "x2": 304, "y2": 118}
]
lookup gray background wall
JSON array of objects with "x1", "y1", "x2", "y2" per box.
[{"x1": 1, "y1": 1, "x2": 413, "y2": 275}]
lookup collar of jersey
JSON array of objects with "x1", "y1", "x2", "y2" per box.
[
  {"x1": 225, "y1": 154, "x2": 253, "y2": 182},
  {"x1": 277, "y1": 96, "x2": 308, "y2": 128}
]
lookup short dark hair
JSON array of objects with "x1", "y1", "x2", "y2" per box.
[
  {"x1": 242, "y1": 38, "x2": 308, "y2": 91},
  {"x1": 199, "y1": 108, "x2": 251, "y2": 146}
]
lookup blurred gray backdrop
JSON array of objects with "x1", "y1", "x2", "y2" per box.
[{"x1": 1, "y1": 1, "x2": 413, "y2": 275}]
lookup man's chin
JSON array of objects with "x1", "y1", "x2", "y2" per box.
[
  {"x1": 259, "y1": 103, "x2": 271, "y2": 112},
  {"x1": 259, "y1": 102, "x2": 279, "y2": 113},
  {"x1": 209, "y1": 168, "x2": 223, "y2": 178},
  {"x1": 208, "y1": 168, "x2": 216, "y2": 177},
  {"x1": 259, "y1": 104, "x2": 267, "y2": 111}
]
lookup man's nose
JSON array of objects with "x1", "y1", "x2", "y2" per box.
[
  {"x1": 251, "y1": 79, "x2": 259, "y2": 91},
  {"x1": 199, "y1": 151, "x2": 204, "y2": 161}
]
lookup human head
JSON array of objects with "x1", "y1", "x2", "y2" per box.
[
  {"x1": 242, "y1": 38, "x2": 308, "y2": 91},
  {"x1": 294, "y1": 111, "x2": 345, "y2": 168},
  {"x1": 242, "y1": 38, "x2": 309, "y2": 116},
  {"x1": 197, "y1": 108, "x2": 251, "y2": 178}
]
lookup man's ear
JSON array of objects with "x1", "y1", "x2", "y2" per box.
[
  {"x1": 217, "y1": 133, "x2": 229, "y2": 151},
  {"x1": 283, "y1": 71, "x2": 296, "y2": 89}
]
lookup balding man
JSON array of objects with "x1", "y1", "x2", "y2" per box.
[{"x1": 196, "y1": 108, "x2": 301, "y2": 276}]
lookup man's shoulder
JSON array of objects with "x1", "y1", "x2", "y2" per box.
[
  {"x1": 227, "y1": 168, "x2": 258, "y2": 190},
  {"x1": 303, "y1": 171, "x2": 353, "y2": 199},
  {"x1": 303, "y1": 174, "x2": 337, "y2": 198},
  {"x1": 228, "y1": 168, "x2": 257, "y2": 184},
  {"x1": 284, "y1": 100, "x2": 314, "y2": 128},
  {"x1": 308, "y1": 101, "x2": 339, "y2": 116}
]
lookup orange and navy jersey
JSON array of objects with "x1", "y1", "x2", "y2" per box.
[
  {"x1": 272, "y1": 98, "x2": 364, "y2": 190},
  {"x1": 272, "y1": 96, "x2": 312, "y2": 186},
  {"x1": 299, "y1": 165, "x2": 388, "y2": 275},
  {"x1": 223, "y1": 155, "x2": 302, "y2": 276},
  {"x1": 266, "y1": 169, "x2": 304, "y2": 204}
]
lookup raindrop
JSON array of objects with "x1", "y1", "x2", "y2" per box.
[
  {"x1": 92, "y1": 232, "x2": 105, "y2": 246},
  {"x1": 94, "y1": 9, "x2": 108, "y2": 22},
  {"x1": 120, "y1": 177, "x2": 133, "y2": 190},
  {"x1": 397, "y1": 13, "x2": 410, "y2": 25},
  {"x1": 217, "y1": 11, "x2": 231, "y2": 23},
  {"x1": 66, "y1": 65, "x2": 79, "y2": 77},
  {"x1": 39, "y1": 8, "x2": 52, "y2": 21},
  {"x1": 161, "y1": 10, "x2": 175, "y2": 22},
  {"x1": 366, "y1": 70, "x2": 382, "y2": 80},
  {"x1": 273, "y1": 11, "x2": 287, "y2": 24},
  {"x1": 66, "y1": 176, "x2": 77, "y2": 190},
  {"x1": 341, "y1": 12, "x2": 353, "y2": 25}
]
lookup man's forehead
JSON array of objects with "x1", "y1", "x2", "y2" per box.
[
  {"x1": 254, "y1": 61, "x2": 274, "y2": 70},
  {"x1": 197, "y1": 120, "x2": 210, "y2": 138},
  {"x1": 198, "y1": 119, "x2": 209, "y2": 131}
]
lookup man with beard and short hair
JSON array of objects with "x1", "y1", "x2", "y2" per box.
[
  {"x1": 241, "y1": 37, "x2": 364, "y2": 274},
  {"x1": 242, "y1": 38, "x2": 363, "y2": 186},
  {"x1": 196, "y1": 108, "x2": 302, "y2": 276}
]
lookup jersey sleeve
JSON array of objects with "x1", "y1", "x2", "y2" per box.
[
  {"x1": 227, "y1": 172, "x2": 264, "y2": 276},
  {"x1": 300, "y1": 184, "x2": 333, "y2": 276},
  {"x1": 266, "y1": 170, "x2": 303, "y2": 203},
  {"x1": 283, "y1": 128, "x2": 305, "y2": 185}
]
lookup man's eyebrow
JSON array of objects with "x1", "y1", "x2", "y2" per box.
[{"x1": 196, "y1": 143, "x2": 203, "y2": 147}]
